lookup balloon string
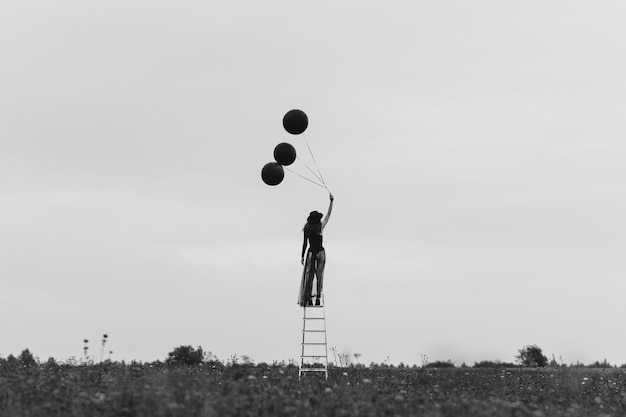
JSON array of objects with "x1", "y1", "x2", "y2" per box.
[
  {"x1": 285, "y1": 167, "x2": 327, "y2": 189},
  {"x1": 296, "y1": 155, "x2": 324, "y2": 184},
  {"x1": 302, "y1": 133, "x2": 327, "y2": 188}
]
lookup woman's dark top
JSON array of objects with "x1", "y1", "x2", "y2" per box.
[
  {"x1": 307, "y1": 232, "x2": 323, "y2": 254},
  {"x1": 302, "y1": 226, "x2": 324, "y2": 258}
]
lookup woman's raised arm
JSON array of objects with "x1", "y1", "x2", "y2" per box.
[{"x1": 321, "y1": 194, "x2": 334, "y2": 230}]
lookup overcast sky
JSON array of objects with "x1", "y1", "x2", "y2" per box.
[{"x1": 1, "y1": 1, "x2": 625, "y2": 366}]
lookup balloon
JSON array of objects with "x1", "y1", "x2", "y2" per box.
[
  {"x1": 282, "y1": 109, "x2": 308, "y2": 135},
  {"x1": 273, "y1": 142, "x2": 296, "y2": 166},
  {"x1": 261, "y1": 162, "x2": 284, "y2": 186}
]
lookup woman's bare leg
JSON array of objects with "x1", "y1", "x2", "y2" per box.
[
  {"x1": 315, "y1": 250, "x2": 326, "y2": 302},
  {"x1": 304, "y1": 252, "x2": 315, "y2": 304}
]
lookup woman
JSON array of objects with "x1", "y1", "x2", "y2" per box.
[{"x1": 298, "y1": 193, "x2": 334, "y2": 307}]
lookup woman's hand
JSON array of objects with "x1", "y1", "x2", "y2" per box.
[
  {"x1": 301, "y1": 257, "x2": 305, "y2": 265},
  {"x1": 329, "y1": 193, "x2": 334, "y2": 201}
]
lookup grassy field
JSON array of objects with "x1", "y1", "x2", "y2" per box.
[{"x1": 1, "y1": 359, "x2": 625, "y2": 416}]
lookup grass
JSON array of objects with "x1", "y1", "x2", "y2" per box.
[{"x1": 1, "y1": 359, "x2": 626, "y2": 416}]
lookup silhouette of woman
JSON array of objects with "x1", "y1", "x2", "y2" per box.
[{"x1": 298, "y1": 194, "x2": 334, "y2": 307}]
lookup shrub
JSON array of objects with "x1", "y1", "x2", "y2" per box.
[
  {"x1": 516, "y1": 344, "x2": 548, "y2": 367},
  {"x1": 166, "y1": 345, "x2": 206, "y2": 366}
]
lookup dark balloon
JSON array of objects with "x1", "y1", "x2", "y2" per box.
[
  {"x1": 273, "y1": 142, "x2": 297, "y2": 166},
  {"x1": 261, "y1": 162, "x2": 285, "y2": 186},
  {"x1": 282, "y1": 109, "x2": 308, "y2": 135}
]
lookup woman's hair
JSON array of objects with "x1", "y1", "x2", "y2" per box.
[{"x1": 304, "y1": 210, "x2": 323, "y2": 235}]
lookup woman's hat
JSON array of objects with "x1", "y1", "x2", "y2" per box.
[{"x1": 307, "y1": 211, "x2": 323, "y2": 223}]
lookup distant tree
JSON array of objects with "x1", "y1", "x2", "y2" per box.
[
  {"x1": 589, "y1": 359, "x2": 613, "y2": 368},
  {"x1": 548, "y1": 355, "x2": 562, "y2": 368},
  {"x1": 425, "y1": 360, "x2": 455, "y2": 368},
  {"x1": 239, "y1": 355, "x2": 254, "y2": 365},
  {"x1": 44, "y1": 357, "x2": 59, "y2": 369},
  {"x1": 516, "y1": 345, "x2": 548, "y2": 367},
  {"x1": 473, "y1": 360, "x2": 517, "y2": 368},
  {"x1": 166, "y1": 345, "x2": 206, "y2": 366},
  {"x1": 1, "y1": 354, "x2": 18, "y2": 368},
  {"x1": 18, "y1": 349, "x2": 38, "y2": 367}
]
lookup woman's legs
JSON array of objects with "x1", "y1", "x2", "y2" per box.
[
  {"x1": 314, "y1": 250, "x2": 326, "y2": 303},
  {"x1": 304, "y1": 251, "x2": 316, "y2": 304}
]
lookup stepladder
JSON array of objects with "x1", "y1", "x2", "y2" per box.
[{"x1": 299, "y1": 297, "x2": 328, "y2": 380}]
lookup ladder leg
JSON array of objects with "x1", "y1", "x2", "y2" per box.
[
  {"x1": 322, "y1": 297, "x2": 328, "y2": 379},
  {"x1": 299, "y1": 306, "x2": 306, "y2": 381}
]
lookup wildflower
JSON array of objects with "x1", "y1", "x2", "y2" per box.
[
  {"x1": 100, "y1": 334, "x2": 109, "y2": 362},
  {"x1": 92, "y1": 393, "x2": 106, "y2": 405}
]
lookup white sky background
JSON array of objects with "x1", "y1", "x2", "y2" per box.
[{"x1": 1, "y1": 1, "x2": 625, "y2": 366}]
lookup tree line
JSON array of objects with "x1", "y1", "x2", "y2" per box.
[{"x1": 1, "y1": 344, "x2": 624, "y2": 369}]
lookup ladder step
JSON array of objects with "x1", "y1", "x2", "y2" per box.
[
  {"x1": 303, "y1": 317, "x2": 325, "y2": 320},
  {"x1": 300, "y1": 368, "x2": 327, "y2": 372},
  {"x1": 302, "y1": 342, "x2": 326, "y2": 345},
  {"x1": 303, "y1": 330, "x2": 326, "y2": 332},
  {"x1": 301, "y1": 355, "x2": 327, "y2": 358}
]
